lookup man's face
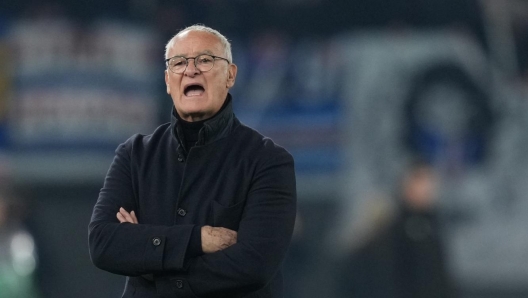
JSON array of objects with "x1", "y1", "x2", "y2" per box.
[
  {"x1": 165, "y1": 30, "x2": 237, "y2": 122},
  {"x1": 403, "y1": 167, "x2": 437, "y2": 210}
]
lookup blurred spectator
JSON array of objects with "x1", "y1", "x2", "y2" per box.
[
  {"x1": 405, "y1": 64, "x2": 493, "y2": 175},
  {"x1": 337, "y1": 159, "x2": 453, "y2": 298},
  {"x1": 0, "y1": 184, "x2": 40, "y2": 298}
]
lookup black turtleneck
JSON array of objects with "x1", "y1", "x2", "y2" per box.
[
  {"x1": 178, "y1": 118, "x2": 205, "y2": 151},
  {"x1": 176, "y1": 96, "x2": 231, "y2": 151}
]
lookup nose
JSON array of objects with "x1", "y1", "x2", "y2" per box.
[{"x1": 184, "y1": 58, "x2": 200, "y2": 77}]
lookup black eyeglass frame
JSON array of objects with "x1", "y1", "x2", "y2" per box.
[{"x1": 165, "y1": 54, "x2": 231, "y2": 74}]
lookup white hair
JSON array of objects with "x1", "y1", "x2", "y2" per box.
[{"x1": 165, "y1": 24, "x2": 233, "y2": 62}]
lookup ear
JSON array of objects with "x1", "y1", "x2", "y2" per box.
[
  {"x1": 226, "y1": 63, "x2": 237, "y2": 88},
  {"x1": 164, "y1": 70, "x2": 171, "y2": 94}
]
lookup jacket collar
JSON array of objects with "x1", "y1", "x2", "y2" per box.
[{"x1": 171, "y1": 93, "x2": 236, "y2": 151}]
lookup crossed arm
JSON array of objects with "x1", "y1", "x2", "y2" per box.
[
  {"x1": 90, "y1": 140, "x2": 297, "y2": 296},
  {"x1": 116, "y1": 207, "x2": 237, "y2": 254}
]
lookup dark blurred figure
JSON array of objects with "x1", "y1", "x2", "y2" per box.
[
  {"x1": 338, "y1": 159, "x2": 453, "y2": 298},
  {"x1": 405, "y1": 64, "x2": 493, "y2": 176},
  {"x1": 0, "y1": 185, "x2": 40, "y2": 297}
]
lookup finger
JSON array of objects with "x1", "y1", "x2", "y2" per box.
[
  {"x1": 119, "y1": 207, "x2": 135, "y2": 223},
  {"x1": 130, "y1": 211, "x2": 138, "y2": 224},
  {"x1": 119, "y1": 208, "x2": 135, "y2": 223},
  {"x1": 116, "y1": 212, "x2": 126, "y2": 223},
  {"x1": 218, "y1": 228, "x2": 237, "y2": 246},
  {"x1": 228, "y1": 233, "x2": 237, "y2": 245},
  {"x1": 221, "y1": 228, "x2": 237, "y2": 239}
]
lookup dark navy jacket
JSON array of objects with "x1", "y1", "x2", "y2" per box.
[{"x1": 88, "y1": 96, "x2": 297, "y2": 297}]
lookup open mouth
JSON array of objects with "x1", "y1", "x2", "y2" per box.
[{"x1": 184, "y1": 84, "x2": 205, "y2": 97}]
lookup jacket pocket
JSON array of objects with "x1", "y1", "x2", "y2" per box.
[{"x1": 211, "y1": 199, "x2": 245, "y2": 231}]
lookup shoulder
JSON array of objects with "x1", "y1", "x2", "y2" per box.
[
  {"x1": 234, "y1": 121, "x2": 294, "y2": 165},
  {"x1": 118, "y1": 122, "x2": 172, "y2": 154}
]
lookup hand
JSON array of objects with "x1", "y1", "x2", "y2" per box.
[
  {"x1": 201, "y1": 225, "x2": 237, "y2": 253},
  {"x1": 117, "y1": 207, "x2": 138, "y2": 224}
]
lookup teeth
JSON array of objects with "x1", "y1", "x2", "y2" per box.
[{"x1": 186, "y1": 89, "x2": 204, "y2": 96}]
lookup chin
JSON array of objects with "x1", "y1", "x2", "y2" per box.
[{"x1": 182, "y1": 104, "x2": 207, "y2": 115}]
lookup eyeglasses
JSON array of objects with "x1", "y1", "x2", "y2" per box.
[{"x1": 165, "y1": 54, "x2": 230, "y2": 74}]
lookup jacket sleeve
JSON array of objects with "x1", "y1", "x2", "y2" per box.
[
  {"x1": 157, "y1": 146, "x2": 297, "y2": 297},
  {"x1": 88, "y1": 141, "x2": 195, "y2": 276}
]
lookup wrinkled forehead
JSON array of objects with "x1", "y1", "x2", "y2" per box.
[{"x1": 167, "y1": 30, "x2": 224, "y2": 57}]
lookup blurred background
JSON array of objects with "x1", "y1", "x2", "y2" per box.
[{"x1": 1, "y1": 0, "x2": 528, "y2": 297}]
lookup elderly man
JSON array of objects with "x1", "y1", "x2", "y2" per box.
[{"x1": 88, "y1": 25, "x2": 297, "y2": 298}]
